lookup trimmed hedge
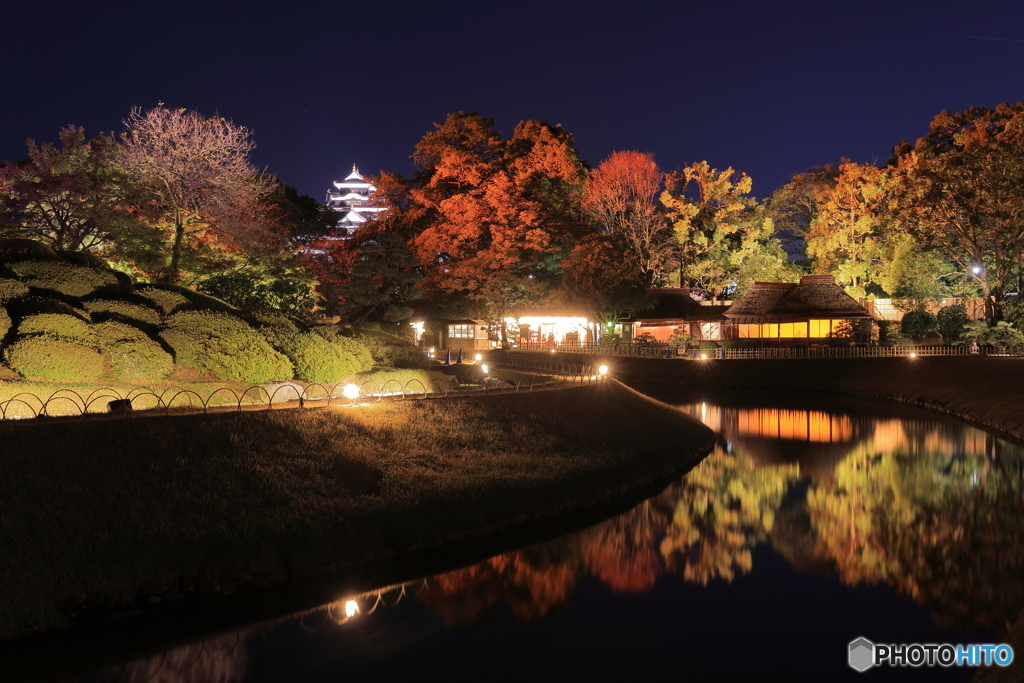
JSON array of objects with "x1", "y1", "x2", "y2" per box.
[
  {"x1": 160, "y1": 311, "x2": 293, "y2": 384},
  {"x1": 18, "y1": 314, "x2": 98, "y2": 347},
  {"x1": 262, "y1": 328, "x2": 369, "y2": 383},
  {"x1": 5, "y1": 296, "x2": 89, "y2": 322},
  {"x1": 140, "y1": 284, "x2": 236, "y2": 313},
  {"x1": 0, "y1": 239, "x2": 59, "y2": 263},
  {"x1": 136, "y1": 287, "x2": 191, "y2": 316},
  {"x1": 93, "y1": 321, "x2": 150, "y2": 344},
  {"x1": 244, "y1": 309, "x2": 299, "y2": 332},
  {"x1": 0, "y1": 308, "x2": 10, "y2": 341},
  {"x1": 0, "y1": 279, "x2": 30, "y2": 302},
  {"x1": 105, "y1": 340, "x2": 173, "y2": 383},
  {"x1": 4, "y1": 336, "x2": 104, "y2": 383},
  {"x1": 84, "y1": 300, "x2": 162, "y2": 326},
  {"x1": 6, "y1": 261, "x2": 118, "y2": 298},
  {"x1": 352, "y1": 329, "x2": 428, "y2": 369}
]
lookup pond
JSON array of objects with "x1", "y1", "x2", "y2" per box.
[{"x1": 63, "y1": 387, "x2": 1024, "y2": 682}]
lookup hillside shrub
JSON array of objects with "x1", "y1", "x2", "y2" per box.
[
  {"x1": 136, "y1": 287, "x2": 191, "y2": 315},
  {"x1": 900, "y1": 310, "x2": 938, "y2": 339},
  {"x1": 18, "y1": 314, "x2": 98, "y2": 347},
  {"x1": 93, "y1": 320, "x2": 173, "y2": 381},
  {"x1": 161, "y1": 311, "x2": 293, "y2": 383},
  {"x1": 5, "y1": 296, "x2": 89, "y2": 322},
  {"x1": 4, "y1": 336, "x2": 103, "y2": 382},
  {"x1": 84, "y1": 300, "x2": 162, "y2": 326},
  {"x1": 314, "y1": 326, "x2": 375, "y2": 371},
  {"x1": 6, "y1": 261, "x2": 117, "y2": 298},
  {"x1": 262, "y1": 328, "x2": 367, "y2": 383},
  {"x1": 244, "y1": 309, "x2": 299, "y2": 332},
  {"x1": 141, "y1": 284, "x2": 236, "y2": 313},
  {"x1": 0, "y1": 308, "x2": 10, "y2": 341},
  {"x1": 0, "y1": 279, "x2": 30, "y2": 302},
  {"x1": 353, "y1": 329, "x2": 429, "y2": 369},
  {"x1": 936, "y1": 305, "x2": 970, "y2": 342}
]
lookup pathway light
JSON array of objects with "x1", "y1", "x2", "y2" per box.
[
  {"x1": 345, "y1": 600, "x2": 359, "y2": 618},
  {"x1": 598, "y1": 365, "x2": 608, "y2": 376},
  {"x1": 700, "y1": 353, "x2": 708, "y2": 360},
  {"x1": 342, "y1": 384, "x2": 360, "y2": 400},
  {"x1": 481, "y1": 364, "x2": 489, "y2": 375},
  {"x1": 475, "y1": 353, "x2": 482, "y2": 361}
]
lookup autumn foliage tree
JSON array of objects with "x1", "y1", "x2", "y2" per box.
[
  {"x1": 582, "y1": 150, "x2": 669, "y2": 281},
  {"x1": 376, "y1": 112, "x2": 587, "y2": 345},
  {"x1": 120, "y1": 106, "x2": 276, "y2": 283},
  {"x1": 0, "y1": 126, "x2": 152, "y2": 253}
]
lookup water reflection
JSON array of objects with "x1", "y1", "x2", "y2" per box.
[{"x1": 79, "y1": 397, "x2": 1024, "y2": 681}]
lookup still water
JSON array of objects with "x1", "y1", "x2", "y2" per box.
[{"x1": 69, "y1": 388, "x2": 1024, "y2": 682}]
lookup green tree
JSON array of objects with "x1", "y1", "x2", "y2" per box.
[{"x1": 329, "y1": 233, "x2": 424, "y2": 325}]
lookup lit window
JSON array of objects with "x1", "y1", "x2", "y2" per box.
[{"x1": 449, "y1": 324, "x2": 474, "y2": 338}]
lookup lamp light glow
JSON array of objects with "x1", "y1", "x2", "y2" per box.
[
  {"x1": 342, "y1": 384, "x2": 360, "y2": 400},
  {"x1": 598, "y1": 365, "x2": 608, "y2": 376},
  {"x1": 481, "y1": 364, "x2": 489, "y2": 374},
  {"x1": 345, "y1": 600, "x2": 359, "y2": 618},
  {"x1": 474, "y1": 353, "x2": 482, "y2": 361},
  {"x1": 700, "y1": 353, "x2": 708, "y2": 360}
]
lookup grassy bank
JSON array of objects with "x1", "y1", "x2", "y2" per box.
[
  {"x1": 0, "y1": 380, "x2": 714, "y2": 637},
  {"x1": 523, "y1": 352, "x2": 1024, "y2": 439}
]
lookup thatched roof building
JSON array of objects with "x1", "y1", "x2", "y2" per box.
[{"x1": 725, "y1": 275, "x2": 871, "y2": 323}]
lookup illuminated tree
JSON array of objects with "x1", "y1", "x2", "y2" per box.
[
  {"x1": 582, "y1": 150, "x2": 669, "y2": 281},
  {"x1": 662, "y1": 161, "x2": 793, "y2": 300},
  {"x1": 120, "y1": 106, "x2": 276, "y2": 283},
  {"x1": 559, "y1": 234, "x2": 652, "y2": 326},
  {"x1": 0, "y1": 126, "x2": 153, "y2": 253},
  {"x1": 888, "y1": 103, "x2": 1024, "y2": 324}
]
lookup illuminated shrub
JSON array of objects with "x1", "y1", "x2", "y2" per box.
[
  {"x1": 92, "y1": 321, "x2": 172, "y2": 381},
  {"x1": 244, "y1": 309, "x2": 299, "y2": 332},
  {"x1": 0, "y1": 279, "x2": 30, "y2": 302},
  {"x1": 140, "y1": 284, "x2": 236, "y2": 313},
  {"x1": 936, "y1": 305, "x2": 970, "y2": 342},
  {"x1": 136, "y1": 287, "x2": 191, "y2": 316},
  {"x1": 0, "y1": 238, "x2": 59, "y2": 263},
  {"x1": 84, "y1": 299, "x2": 162, "y2": 326},
  {"x1": 351, "y1": 329, "x2": 428, "y2": 369},
  {"x1": 160, "y1": 311, "x2": 293, "y2": 383},
  {"x1": 5, "y1": 296, "x2": 89, "y2": 321},
  {"x1": 901, "y1": 310, "x2": 938, "y2": 339},
  {"x1": 0, "y1": 307, "x2": 10, "y2": 340},
  {"x1": 6, "y1": 261, "x2": 118, "y2": 298},
  {"x1": 4, "y1": 336, "x2": 104, "y2": 382},
  {"x1": 18, "y1": 313, "x2": 98, "y2": 347},
  {"x1": 262, "y1": 327, "x2": 369, "y2": 383}
]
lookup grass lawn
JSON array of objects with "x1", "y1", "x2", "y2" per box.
[{"x1": 0, "y1": 380, "x2": 714, "y2": 636}]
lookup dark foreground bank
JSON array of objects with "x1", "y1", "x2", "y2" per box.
[
  {"x1": 517, "y1": 353, "x2": 1024, "y2": 440},
  {"x1": 0, "y1": 380, "x2": 714, "y2": 639}
]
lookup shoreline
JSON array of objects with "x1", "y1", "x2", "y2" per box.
[{"x1": 511, "y1": 353, "x2": 1024, "y2": 442}]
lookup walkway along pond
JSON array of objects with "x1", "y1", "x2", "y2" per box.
[{"x1": 40, "y1": 387, "x2": 1024, "y2": 682}]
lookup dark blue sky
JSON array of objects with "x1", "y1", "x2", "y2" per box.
[{"x1": 3, "y1": 0, "x2": 1023, "y2": 201}]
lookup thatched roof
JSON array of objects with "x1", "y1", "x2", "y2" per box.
[
  {"x1": 627, "y1": 289, "x2": 728, "y2": 323},
  {"x1": 724, "y1": 275, "x2": 871, "y2": 322}
]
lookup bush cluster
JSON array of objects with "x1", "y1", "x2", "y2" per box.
[
  {"x1": 161, "y1": 311, "x2": 293, "y2": 383},
  {"x1": 6, "y1": 261, "x2": 118, "y2": 298},
  {"x1": 262, "y1": 327, "x2": 370, "y2": 383},
  {"x1": 89, "y1": 321, "x2": 172, "y2": 382},
  {"x1": 936, "y1": 305, "x2": 970, "y2": 341},
  {"x1": 18, "y1": 313, "x2": 98, "y2": 347},
  {"x1": 0, "y1": 279, "x2": 30, "y2": 302},
  {"x1": 901, "y1": 310, "x2": 938, "y2": 339},
  {"x1": 5, "y1": 296, "x2": 89, "y2": 321},
  {"x1": 136, "y1": 287, "x2": 191, "y2": 315},
  {"x1": 84, "y1": 299, "x2": 162, "y2": 326},
  {"x1": 353, "y1": 329, "x2": 428, "y2": 369},
  {"x1": 0, "y1": 308, "x2": 10, "y2": 341},
  {"x1": 4, "y1": 337, "x2": 104, "y2": 383}
]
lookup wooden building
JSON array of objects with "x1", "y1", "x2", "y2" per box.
[
  {"x1": 627, "y1": 289, "x2": 732, "y2": 343},
  {"x1": 724, "y1": 274, "x2": 873, "y2": 344}
]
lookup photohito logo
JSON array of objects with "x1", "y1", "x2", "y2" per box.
[{"x1": 848, "y1": 637, "x2": 1014, "y2": 671}]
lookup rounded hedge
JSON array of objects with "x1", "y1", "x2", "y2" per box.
[
  {"x1": 262, "y1": 328, "x2": 370, "y2": 383},
  {"x1": 0, "y1": 239, "x2": 59, "y2": 263},
  {"x1": 84, "y1": 299, "x2": 162, "y2": 326},
  {"x1": 93, "y1": 321, "x2": 150, "y2": 344},
  {"x1": 937, "y1": 305, "x2": 970, "y2": 341},
  {"x1": 18, "y1": 313, "x2": 98, "y2": 347},
  {"x1": 104, "y1": 339, "x2": 173, "y2": 383},
  {"x1": 0, "y1": 278, "x2": 30, "y2": 302},
  {"x1": 0, "y1": 307, "x2": 10, "y2": 341},
  {"x1": 160, "y1": 311, "x2": 293, "y2": 383},
  {"x1": 901, "y1": 310, "x2": 938, "y2": 339},
  {"x1": 5, "y1": 296, "x2": 89, "y2": 322},
  {"x1": 352, "y1": 329, "x2": 428, "y2": 369},
  {"x1": 4, "y1": 336, "x2": 104, "y2": 383},
  {"x1": 136, "y1": 287, "x2": 191, "y2": 316},
  {"x1": 6, "y1": 261, "x2": 118, "y2": 298}
]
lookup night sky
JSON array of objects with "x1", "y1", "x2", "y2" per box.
[{"x1": 3, "y1": 0, "x2": 1023, "y2": 201}]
